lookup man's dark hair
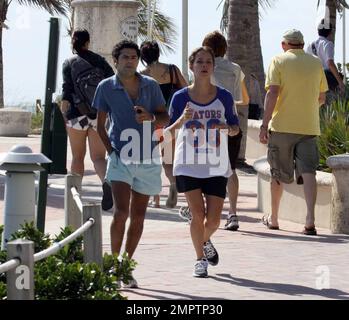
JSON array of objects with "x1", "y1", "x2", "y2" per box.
[
  {"x1": 140, "y1": 41, "x2": 160, "y2": 65},
  {"x1": 112, "y1": 40, "x2": 140, "y2": 61},
  {"x1": 202, "y1": 31, "x2": 227, "y2": 57},
  {"x1": 72, "y1": 29, "x2": 90, "y2": 54},
  {"x1": 318, "y1": 19, "x2": 333, "y2": 38}
]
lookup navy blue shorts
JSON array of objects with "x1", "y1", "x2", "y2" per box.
[
  {"x1": 176, "y1": 175, "x2": 227, "y2": 199},
  {"x1": 228, "y1": 129, "x2": 242, "y2": 170}
]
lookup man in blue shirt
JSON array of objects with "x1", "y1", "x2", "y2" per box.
[{"x1": 93, "y1": 40, "x2": 169, "y2": 287}]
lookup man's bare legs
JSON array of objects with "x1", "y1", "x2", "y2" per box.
[
  {"x1": 270, "y1": 178, "x2": 283, "y2": 227},
  {"x1": 126, "y1": 190, "x2": 150, "y2": 258},
  {"x1": 227, "y1": 171, "x2": 239, "y2": 214},
  {"x1": 302, "y1": 173, "x2": 317, "y2": 229},
  {"x1": 269, "y1": 173, "x2": 316, "y2": 229},
  {"x1": 110, "y1": 182, "x2": 149, "y2": 258},
  {"x1": 110, "y1": 182, "x2": 131, "y2": 255}
]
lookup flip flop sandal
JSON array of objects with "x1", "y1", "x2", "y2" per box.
[{"x1": 261, "y1": 215, "x2": 280, "y2": 230}]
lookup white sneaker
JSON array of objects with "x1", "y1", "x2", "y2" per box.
[
  {"x1": 178, "y1": 206, "x2": 192, "y2": 223},
  {"x1": 122, "y1": 275, "x2": 138, "y2": 288},
  {"x1": 225, "y1": 213, "x2": 239, "y2": 231},
  {"x1": 193, "y1": 258, "x2": 208, "y2": 278}
]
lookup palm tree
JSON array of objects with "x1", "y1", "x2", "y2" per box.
[
  {"x1": 220, "y1": 0, "x2": 348, "y2": 100},
  {"x1": 220, "y1": 0, "x2": 273, "y2": 101},
  {"x1": 137, "y1": 0, "x2": 177, "y2": 53},
  {"x1": 0, "y1": 0, "x2": 70, "y2": 108}
]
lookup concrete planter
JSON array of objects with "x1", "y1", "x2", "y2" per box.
[
  {"x1": 0, "y1": 109, "x2": 31, "y2": 137},
  {"x1": 254, "y1": 157, "x2": 333, "y2": 230},
  {"x1": 246, "y1": 119, "x2": 267, "y2": 160},
  {"x1": 327, "y1": 154, "x2": 349, "y2": 234}
]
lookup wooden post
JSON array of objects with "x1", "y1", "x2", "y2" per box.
[
  {"x1": 82, "y1": 203, "x2": 103, "y2": 267},
  {"x1": 65, "y1": 174, "x2": 82, "y2": 230},
  {"x1": 7, "y1": 240, "x2": 34, "y2": 300}
]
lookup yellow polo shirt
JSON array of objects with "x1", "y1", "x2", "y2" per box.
[{"x1": 265, "y1": 49, "x2": 328, "y2": 135}]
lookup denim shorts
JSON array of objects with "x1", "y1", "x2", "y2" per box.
[{"x1": 106, "y1": 151, "x2": 162, "y2": 196}]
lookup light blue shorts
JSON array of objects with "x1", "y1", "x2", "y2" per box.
[{"x1": 106, "y1": 152, "x2": 162, "y2": 196}]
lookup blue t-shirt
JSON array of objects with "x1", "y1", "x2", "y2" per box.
[
  {"x1": 168, "y1": 86, "x2": 239, "y2": 178},
  {"x1": 93, "y1": 73, "x2": 166, "y2": 162}
]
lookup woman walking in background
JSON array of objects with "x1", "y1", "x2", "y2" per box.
[
  {"x1": 61, "y1": 29, "x2": 114, "y2": 211},
  {"x1": 140, "y1": 40, "x2": 188, "y2": 208},
  {"x1": 165, "y1": 47, "x2": 239, "y2": 277}
]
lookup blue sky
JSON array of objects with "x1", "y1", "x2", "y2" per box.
[{"x1": 3, "y1": 0, "x2": 348, "y2": 106}]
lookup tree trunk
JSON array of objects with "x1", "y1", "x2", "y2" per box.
[
  {"x1": 0, "y1": 0, "x2": 7, "y2": 108},
  {"x1": 326, "y1": 0, "x2": 337, "y2": 43},
  {"x1": 226, "y1": 0, "x2": 265, "y2": 101}
]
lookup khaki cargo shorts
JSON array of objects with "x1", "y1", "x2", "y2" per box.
[{"x1": 267, "y1": 131, "x2": 319, "y2": 184}]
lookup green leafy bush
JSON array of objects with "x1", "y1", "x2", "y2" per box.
[
  {"x1": 0, "y1": 222, "x2": 136, "y2": 300},
  {"x1": 31, "y1": 112, "x2": 43, "y2": 131},
  {"x1": 318, "y1": 95, "x2": 349, "y2": 171}
]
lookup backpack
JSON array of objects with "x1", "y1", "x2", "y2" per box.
[{"x1": 70, "y1": 55, "x2": 105, "y2": 115}]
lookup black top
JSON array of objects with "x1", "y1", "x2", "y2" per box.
[
  {"x1": 159, "y1": 82, "x2": 173, "y2": 105},
  {"x1": 159, "y1": 64, "x2": 180, "y2": 107},
  {"x1": 62, "y1": 50, "x2": 114, "y2": 120}
]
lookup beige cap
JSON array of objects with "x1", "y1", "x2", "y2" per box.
[{"x1": 282, "y1": 29, "x2": 304, "y2": 45}]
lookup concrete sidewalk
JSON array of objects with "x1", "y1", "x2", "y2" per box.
[{"x1": 1, "y1": 135, "x2": 349, "y2": 300}]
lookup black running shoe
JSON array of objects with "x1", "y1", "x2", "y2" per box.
[
  {"x1": 102, "y1": 182, "x2": 113, "y2": 211},
  {"x1": 203, "y1": 240, "x2": 219, "y2": 266}
]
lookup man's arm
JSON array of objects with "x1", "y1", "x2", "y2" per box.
[
  {"x1": 328, "y1": 59, "x2": 345, "y2": 92},
  {"x1": 259, "y1": 85, "x2": 279, "y2": 144},
  {"x1": 153, "y1": 105, "x2": 170, "y2": 127},
  {"x1": 96, "y1": 111, "x2": 113, "y2": 155},
  {"x1": 319, "y1": 92, "x2": 326, "y2": 106},
  {"x1": 236, "y1": 80, "x2": 250, "y2": 106}
]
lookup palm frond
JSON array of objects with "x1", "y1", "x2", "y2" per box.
[
  {"x1": 137, "y1": 0, "x2": 177, "y2": 54},
  {"x1": 16, "y1": 0, "x2": 70, "y2": 15},
  {"x1": 317, "y1": 0, "x2": 349, "y2": 11}
]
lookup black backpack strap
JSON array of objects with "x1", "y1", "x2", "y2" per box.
[
  {"x1": 169, "y1": 64, "x2": 174, "y2": 85},
  {"x1": 311, "y1": 41, "x2": 317, "y2": 56},
  {"x1": 170, "y1": 64, "x2": 179, "y2": 86}
]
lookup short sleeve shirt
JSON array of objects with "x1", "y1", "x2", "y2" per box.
[
  {"x1": 306, "y1": 36, "x2": 334, "y2": 70},
  {"x1": 92, "y1": 73, "x2": 166, "y2": 161},
  {"x1": 168, "y1": 86, "x2": 239, "y2": 178},
  {"x1": 265, "y1": 49, "x2": 328, "y2": 135}
]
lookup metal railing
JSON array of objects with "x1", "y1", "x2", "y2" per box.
[{"x1": 0, "y1": 174, "x2": 103, "y2": 300}]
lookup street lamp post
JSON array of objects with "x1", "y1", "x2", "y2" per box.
[
  {"x1": 182, "y1": 0, "x2": 189, "y2": 81},
  {"x1": 147, "y1": 0, "x2": 152, "y2": 39},
  {"x1": 343, "y1": 7, "x2": 346, "y2": 81}
]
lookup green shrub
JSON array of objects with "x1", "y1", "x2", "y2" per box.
[
  {"x1": 318, "y1": 95, "x2": 349, "y2": 171},
  {"x1": 0, "y1": 222, "x2": 136, "y2": 300},
  {"x1": 31, "y1": 112, "x2": 43, "y2": 131}
]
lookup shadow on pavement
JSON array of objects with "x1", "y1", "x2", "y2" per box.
[
  {"x1": 122, "y1": 287, "x2": 227, "y2": 300},
  {"x1": 212, "y1": 274, "x2": 349, "y2": 300},
  {"x1": 239, "y1": 230, "x2": 349, "y2": 244}
]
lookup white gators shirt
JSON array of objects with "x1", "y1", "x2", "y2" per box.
[{"x1": 168, "y1": 87, "x2": 239, "y2": 178}]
